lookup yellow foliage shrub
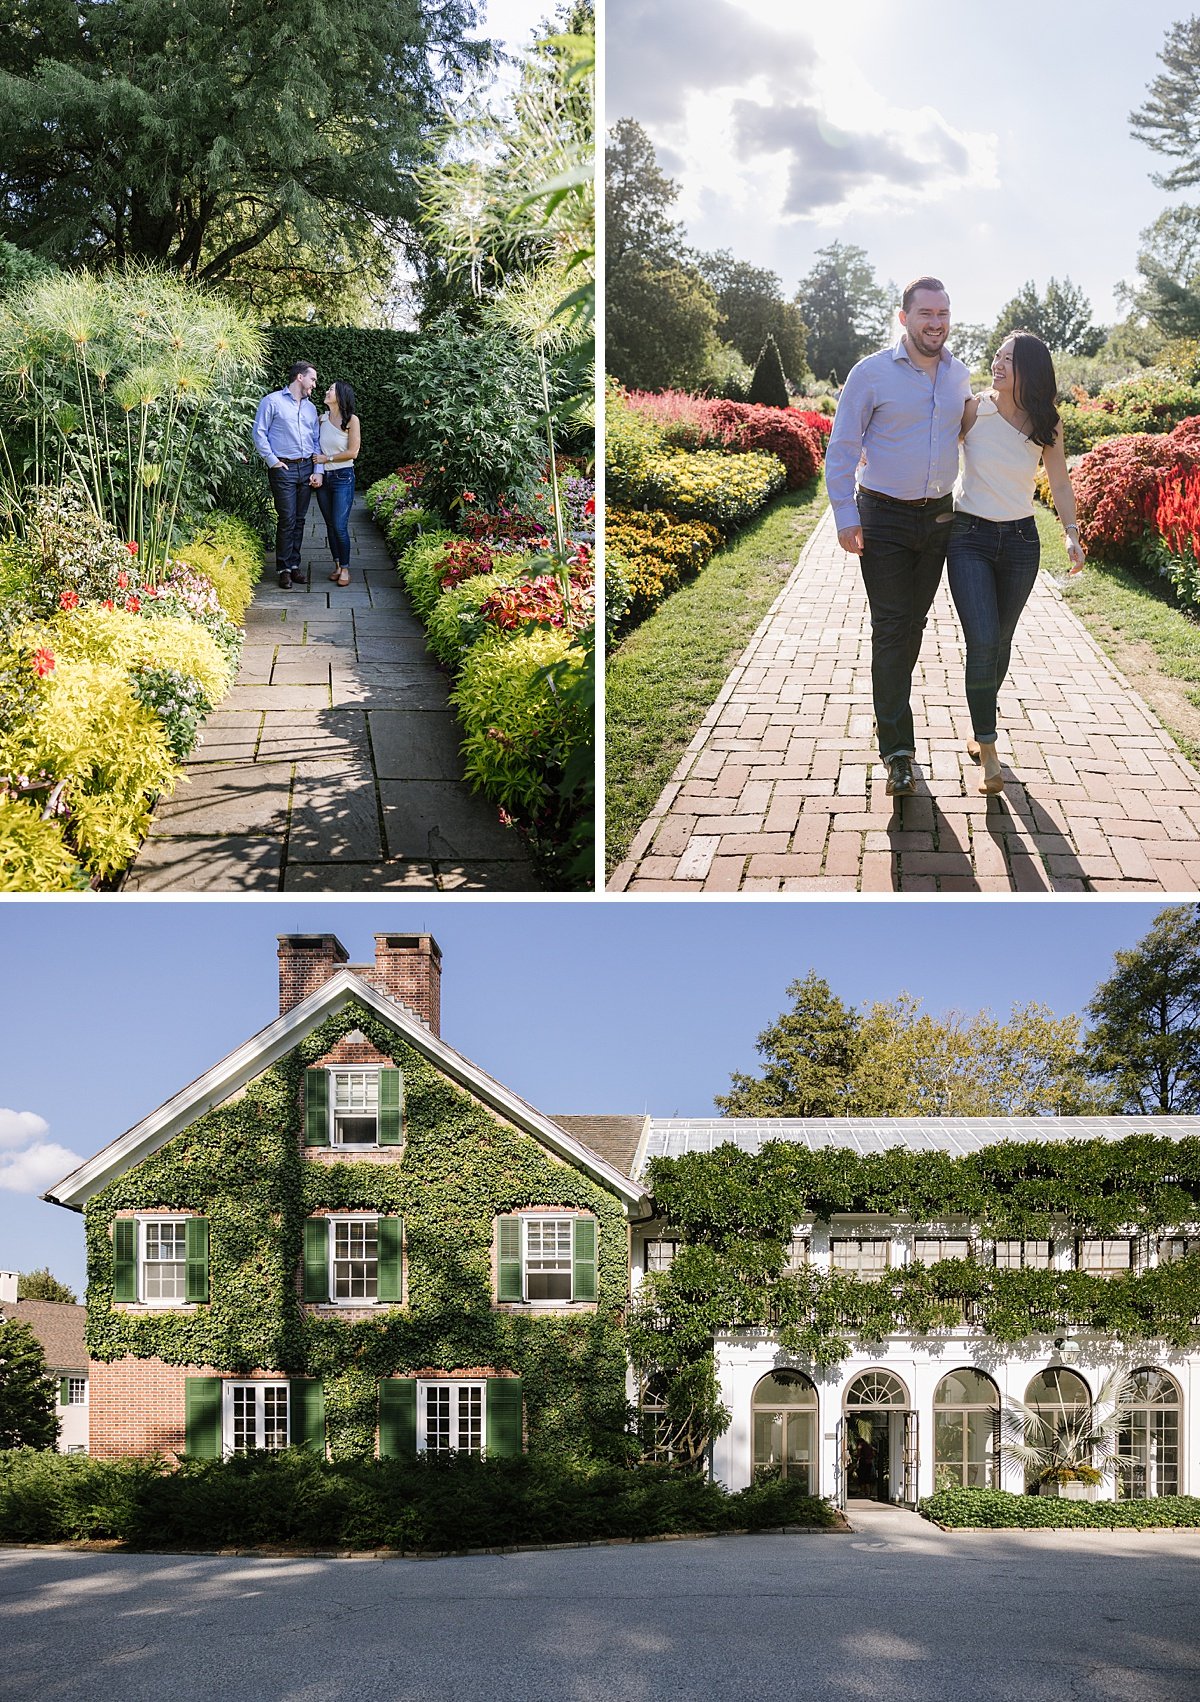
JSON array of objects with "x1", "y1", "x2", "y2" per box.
[
  {"x1": 170, "y1": 516, "x2": 263, "y2": 622},
  {"x1": 21, "y1": 607, "x2": 233, "y2": 703},
  {"x1": 605, "y1": 508, "x2": 722, "y2": 622},
  {"x1": 0, "y1": 797, "x2": 86, "y2": 892}
]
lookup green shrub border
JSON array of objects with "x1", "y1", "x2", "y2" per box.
[
  {"x1": 263, "y1": 327, "x2": 419, "y2": 485},
  {"x1": 920, "y1": 1486, "x2": 1200, "y2": 1528}
]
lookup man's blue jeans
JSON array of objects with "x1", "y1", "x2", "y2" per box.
[
  {"x1": 946, "y1": 512, "x2": 1041, "y2": 744},
  {"x1": 858, "y1": 488, "x2": 954, "y2": 760},
  {"x1": 267, "y1": 460, "x2": 315, "y2": 574},
  {"x1": 315, "y1": 467, "x2": 355, "y2": 566}
]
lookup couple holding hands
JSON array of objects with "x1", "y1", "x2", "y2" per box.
[
  {"x1": 252, "y1": 359, "x2": 362, "y2": 590},
  {"x1": 827, "y1": 276, "x2": 1086, "y2": 799}
]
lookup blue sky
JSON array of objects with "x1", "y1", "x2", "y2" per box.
[
  {"x1": 0, "y1": 899, "x2": 1175, "y2": 1297},
  {"x1": 607, "y1": 0, "x2": 1186, "y2": 328}
]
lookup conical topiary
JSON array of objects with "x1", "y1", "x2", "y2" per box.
[{"x1": 748, "y1": 334, "x2": 790, "y2": 408}]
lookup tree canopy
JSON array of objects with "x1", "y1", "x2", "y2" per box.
[
  {"x1": 18, "y1": 1268, "x2": 78, "y2": 1305},
  {"x1": 793, "y1": 243, "x2": 891, "y2": 385},
  {"x1": 0, "y1": 1318, "x2": 58, "y2": 1450},
  {"x1": 983, "y1": 277, "x2": 1105, "y2": 361},
  {"x1": 0, "y1": 0, "x2": 486, "y2": 285},
  {"x1": 697, "y1": 251, "x2": 809, "y2": 386},
  {"x1": 1083, "y1": 904, "x2": 1200, "y2": 1113},
  {"x1": 1130, "y1": 16, "x2": 1200, "y2": 192}
]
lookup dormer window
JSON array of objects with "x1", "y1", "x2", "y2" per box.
[{"x1": 304, "y1": 1065, "x2": 403, "y2": 1147}]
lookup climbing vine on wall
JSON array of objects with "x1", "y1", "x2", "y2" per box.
[{"x1": 84, "y1": 1001, "x2": 631, "y2": 1462}]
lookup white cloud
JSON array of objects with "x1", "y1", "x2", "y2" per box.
[
  {"x1": 0, "y1": 1109, "x2": 50, "y2": 1151},
  {"x1": 0, "y1": 1110, "x2": 81, "y2": 1195}
]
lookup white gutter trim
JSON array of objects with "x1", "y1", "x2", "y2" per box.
[{"x1": 45, "y1": 971, "x2": 645, "y2": 1211}]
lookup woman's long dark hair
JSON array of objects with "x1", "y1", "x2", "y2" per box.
[
  {"x1": 1008, "y1": 331, "x2": 1059, "y2": 448},
  {"x1": 330, "y1": 380, "x2": 357, "y2": 429}
]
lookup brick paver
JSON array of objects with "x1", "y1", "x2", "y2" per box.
[
  {"x1": 609, "y1": 507, "x2": 1200, "y2": 892},
  {"x1": 124, "y1": 498, "x2": 537, "y2": 891}
]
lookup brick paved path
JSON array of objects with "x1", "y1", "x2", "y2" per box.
[
  {"x1": 124, "y1": 498, "x2": 537, "y2": 891},
  {"x1": 609, "y1": 507, "x2": 1200, "y2": 892}
]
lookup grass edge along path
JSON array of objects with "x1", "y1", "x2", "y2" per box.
[
  {"x1": 605, "y1": 479, "x2": 826, "y2": 875},
  {"x1": 1042, "y1": 506, "x2": 1200, "y2": 768}
]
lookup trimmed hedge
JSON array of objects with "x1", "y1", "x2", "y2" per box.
[
  {"x1": 263, "y1": 326, "x2": 419, "y2": 484},
  {"x1": 921, "y1": 1486, "x2": 1200, "y2": 1529},
  {"x1": 0, "y1": 1448, "x2": 838, "y2": 1551}
]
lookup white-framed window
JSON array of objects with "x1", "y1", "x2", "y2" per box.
[
  {"x1": 991, "y1": 1239, "x2": 1054, "y2": 1270},
  {"x1": 830, "y1": 1237, "x2": 890, "y2": 1279},
  {"x1": 645, "y1": 1238, "x2": 678, "y2": 1273},
  {"x1": 913, "y1": 1236, "x2": 972, "y2": 1264},
  {"x1": 524, "y1": 1217, "x2": 574, "y2": 1300},
  {"x1": 141, "y1": 1218, "x2": 188, "y2": 1302},
  {"x1": 1077, "y1": 1238, "x2": 1134, "y2": 1277},
  {"x1": 225, "y1": 1382, "x2": 290, "y2": 1452},
  {"x1": 66, "y1": 1377, "x2": 87, "y2": 1406},
  {"x1": 783, "y1": 1234, "x2": 811, "y2": 1275},
  {"x1": 332, "y1": 1217, "x2": 378, "y2": 1302},
  {"x1": 331, "y1": 1069, "x2": 380, "y2": 1146},
  {"x1": 1158, "y1": 1235, "x2": 1200, "y2": 1263},
  {"x1": 66, "y1": 1444, "x2": 88, "y2": 1456},
  {"x1": 418, "y1": 1381, "x2": 484, "y2": 1453}
]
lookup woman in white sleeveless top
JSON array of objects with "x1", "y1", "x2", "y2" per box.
[
  {"x1": 312, "y1": 380, "x2": 361, "y2": 587},
  {"x1": 948, "y1": 331, "x2": 1085, "y2": 794}
]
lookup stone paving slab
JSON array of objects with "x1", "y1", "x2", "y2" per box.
[
  {"x1": 124, "y1": 499, "x2": 538, "y2": 891},
  {"x1": 610, "y1": 505, "x2": 1200, "y2": 893}
]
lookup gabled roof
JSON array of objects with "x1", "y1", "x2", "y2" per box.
[
  {"x1": 44, "y1": 970, "x2": 646, "y2": 1211},
  {"x1": 636, "y1": 1115, "x2": 1200, "y2": 1172},
  {"x1": 0, "y1": 1300, "x2": 87, "y2": 1370},
  {"x1": 552, "y1": 1116, "x2": 646, "y2": 1178}
]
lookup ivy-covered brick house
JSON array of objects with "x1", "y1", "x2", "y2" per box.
[
  {"x1": 45, "y1": 934, "x2": 643, "y2": 1464},
  {"x1": 628, "y1": 1116, "x2": 1200, "y2": 1507}
]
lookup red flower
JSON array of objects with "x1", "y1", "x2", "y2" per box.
[
  {"x1": 584, "y1": 496, "x2": 595, "y2": 516},
  {"x1": 58, "y1": 590, "x2": 80, "y2": 610},
  {"x1": 126, "y1": 540, "x2": 138, "y2": 555},
  {"x1": 32, "y1": 648, "x2": 55, "y2": 678},
  {"x1": 125, "y1": 595, "x2": 141, "y2": 614},
  {"x1": 102, "y1": 599, "x2": 114, "y2": 611},
  {"x1": 462, "y1": 490, "x2": 476, "y2": 503},
  {"x1": 116, "y1": 571, "x2": 128, "y2": 590}
]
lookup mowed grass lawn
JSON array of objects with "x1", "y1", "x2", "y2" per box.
[
  {"x1": 1036, "y1": 504, "x2": 1200, "y2": 765},
  {"x1": 605, "y1": 478, "x2": 826, "y2": 875}
]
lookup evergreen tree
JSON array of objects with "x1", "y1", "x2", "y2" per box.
[
  {"x1": 0, "y1": 0, "x2": 485, "y2": 285},
  {"x1": 0, "y1": 1318, "x2": 58, "y2": 1450},
  {"x1": 1130, "y1": 16, "x2": 1200, "y2": 191},
  {"x1": 747, "y1": 334, "x2": 790, "y2": 407},
  {"x1": 983, "y1": 277, "x2": 1104, "y2": 361},
  {"x1": 794, "y1": 243, "x2": 891, "y2": 385},
  {"x1": 18, "y1": 1268, "x2": 77, "y2": 1305},
  {"x1": 716, "y1": 972, "x2": 860, "y2": 1116},
  {"x1": 1083, "y1": 904, "x2": 1200, "y2": 1113}
]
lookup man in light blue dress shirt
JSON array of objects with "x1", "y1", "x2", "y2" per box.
[
  {"x1": 825, "y1": 278, "x2": 973, "y2": 796},
  {"x1": 253, "y1": 360, "x2": 324, "y2": 589}
]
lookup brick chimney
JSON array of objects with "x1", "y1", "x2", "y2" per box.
[
  {"x1": 278, "y1": 934, "x2": 350, "y2": 1013},
  {"x1": 359, "y1": 934, "x2": 442, "y2": 1036}
]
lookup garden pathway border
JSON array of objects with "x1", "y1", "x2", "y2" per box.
[
  {"x1": 123, "y1": 496, "x2": 538, "y2": 891},
  {"x1": 609, "y1": 506, "x2": 1200, "y2": 892}
]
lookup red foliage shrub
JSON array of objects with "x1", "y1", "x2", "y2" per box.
[
  {"x1": 478, "y1": 572, "x2": 594, "y2": 633},
  {"x1": 794, "y1": 409, "x2": 833, "y2": 441},
  {"x1": 1071, "y1": 432, "x2": 1200, "y2": 559},
  {"x1": 703, "y1": 400, "x2": 824, "y2": 490}
]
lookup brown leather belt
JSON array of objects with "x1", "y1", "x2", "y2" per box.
[
  {"x1": 275, "y1": 455, "x2": 314, "y2": 465},
  {"x1": 859, "y1": 486, "x2": 952, "y2": 510}
]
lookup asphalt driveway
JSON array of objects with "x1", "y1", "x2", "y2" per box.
[{"x1": 3, "y1": 1509, "x2": 1198, "y2": 1701}]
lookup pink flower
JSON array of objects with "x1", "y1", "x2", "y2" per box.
[
  {"x1": 59, "y1": 590, "x2": 79, "y2": 610},
  {"x1": 32, "y1": 648, "x2": 55, "y2": 678},
  {"x1": 462, "y1": 490, "x2": 476, "y2": 503},
  {"x1": 117, "y1": 571, "x2": 128, "y2": 590}
]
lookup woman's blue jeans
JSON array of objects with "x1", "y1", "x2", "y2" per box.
[
  {"x1": 316, "y1": 467, "x2": 355, "y2": 566},
  {"x1": 946, "y1": 511, "x2": 1040, "y2": 744}
]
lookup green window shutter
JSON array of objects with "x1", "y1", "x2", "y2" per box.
[
  {"x1": 485, "y1": 1378, "x2": 524, "y2": 1458},
  {"x1": 378, "y1": 1068, "x2": 403, "y2": 1146},
  {"x1": 378, "y1": 1378, "x2": 417, "y2": 1458},
  {"x1": 304, "y1": 1070, "x2": 329, "y2": 1146},
  {"x1": 185, "y1": 1217, "x2": 210, "y2": 1304},
  {"x1": 184, "y1": 1376, "x2": 223, "y2": 1458},
  {"x1": 290, "y1": 1379, "x2": 325, "y2": 1456},
  {"x1": 303, "y1": 1219, "x2": 329, "y2": 1303},
  {"x1": 377, "y1": 1217, "x2": 404, "y2": 1304},
  {"x1": 496, "y1": 1216, "x2": 523, "y2": 1302},
  {"x1": 113, "y1": 1218, "x2": 137, "y2": 1302},
  {"x1": 573, "y1": 1217, "x2": 597, "y2": 1302},
  {"x1": 59, "y1": 1377, "x2": 69, "y2": 1405}
]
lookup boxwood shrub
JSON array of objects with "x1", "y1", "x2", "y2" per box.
[{"x1": 920, "y1": 1486, "x2": 1200, "y2": 1529}]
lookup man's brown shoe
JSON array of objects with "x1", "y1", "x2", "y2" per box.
[{"x1": 885, "y1": 755, "x2": 916, "y2": 796}]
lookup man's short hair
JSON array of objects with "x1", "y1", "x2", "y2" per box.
[
  {"x1": 286, "y1": 360, "x2": 316, "y2": 384},
  {"x1": 901, "y1": 277, "x2": 947, "y2": 313}
]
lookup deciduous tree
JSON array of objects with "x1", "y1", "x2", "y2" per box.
[
  {"x1": 984, "y1": 277, "x2": 1104, "y2": 361},
  {"x1": 0, "y1": 1318, "x2": 58, "y2": 1450},
  {"x1": 17, "y1": 1268, "x2": 77, "y2": 1305},
  {"x1": 1083, "y1": 904, "x2": 1200, "y2": 1113}
]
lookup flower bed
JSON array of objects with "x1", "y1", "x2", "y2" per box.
[
  {"x1": 606, "y1": 508, "x2": 722, "y2": 623},
  {"x1": 921, "y1": 1486, "x2": 1200, "y2": 1529},
  {"x1": 635, "y1": 449, "x2": 787, "y2": 527},
  {"x1": 365, "y1": 465, "x2": 595, "y2": 883},
  {"x1": 0, "y1": 501, "x2": 261, "y2": 890}
]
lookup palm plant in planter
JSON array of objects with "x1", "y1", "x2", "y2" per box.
[{"x1": 1000, "y1": 1366, "x2": 1134, "y2": 1499}]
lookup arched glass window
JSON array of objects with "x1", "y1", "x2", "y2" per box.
[
  {"x1": 1023, "y1": 1368, "x2": 1091, "y2": 1492},
  {"x1": 752, "y1": 1371, "x2": 817, "y2": 1491},
  {"x1": 845, "y1": 1370, "x2": 908, "y2": 1408},
  {"x1": 934, "y1": 1369, "x2": 999, "y2": 1491},
  {"x1": 1119, "y1": 1368, "x2": 1181, "y2": 1499}
]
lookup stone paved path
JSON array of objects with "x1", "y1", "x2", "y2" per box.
[
  {"x1": 609, "y1": 507, "x2": 1200, "y2": 892},
  {"x1": 124, "y1": 497, "x2": 538, "y2": 890}
]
